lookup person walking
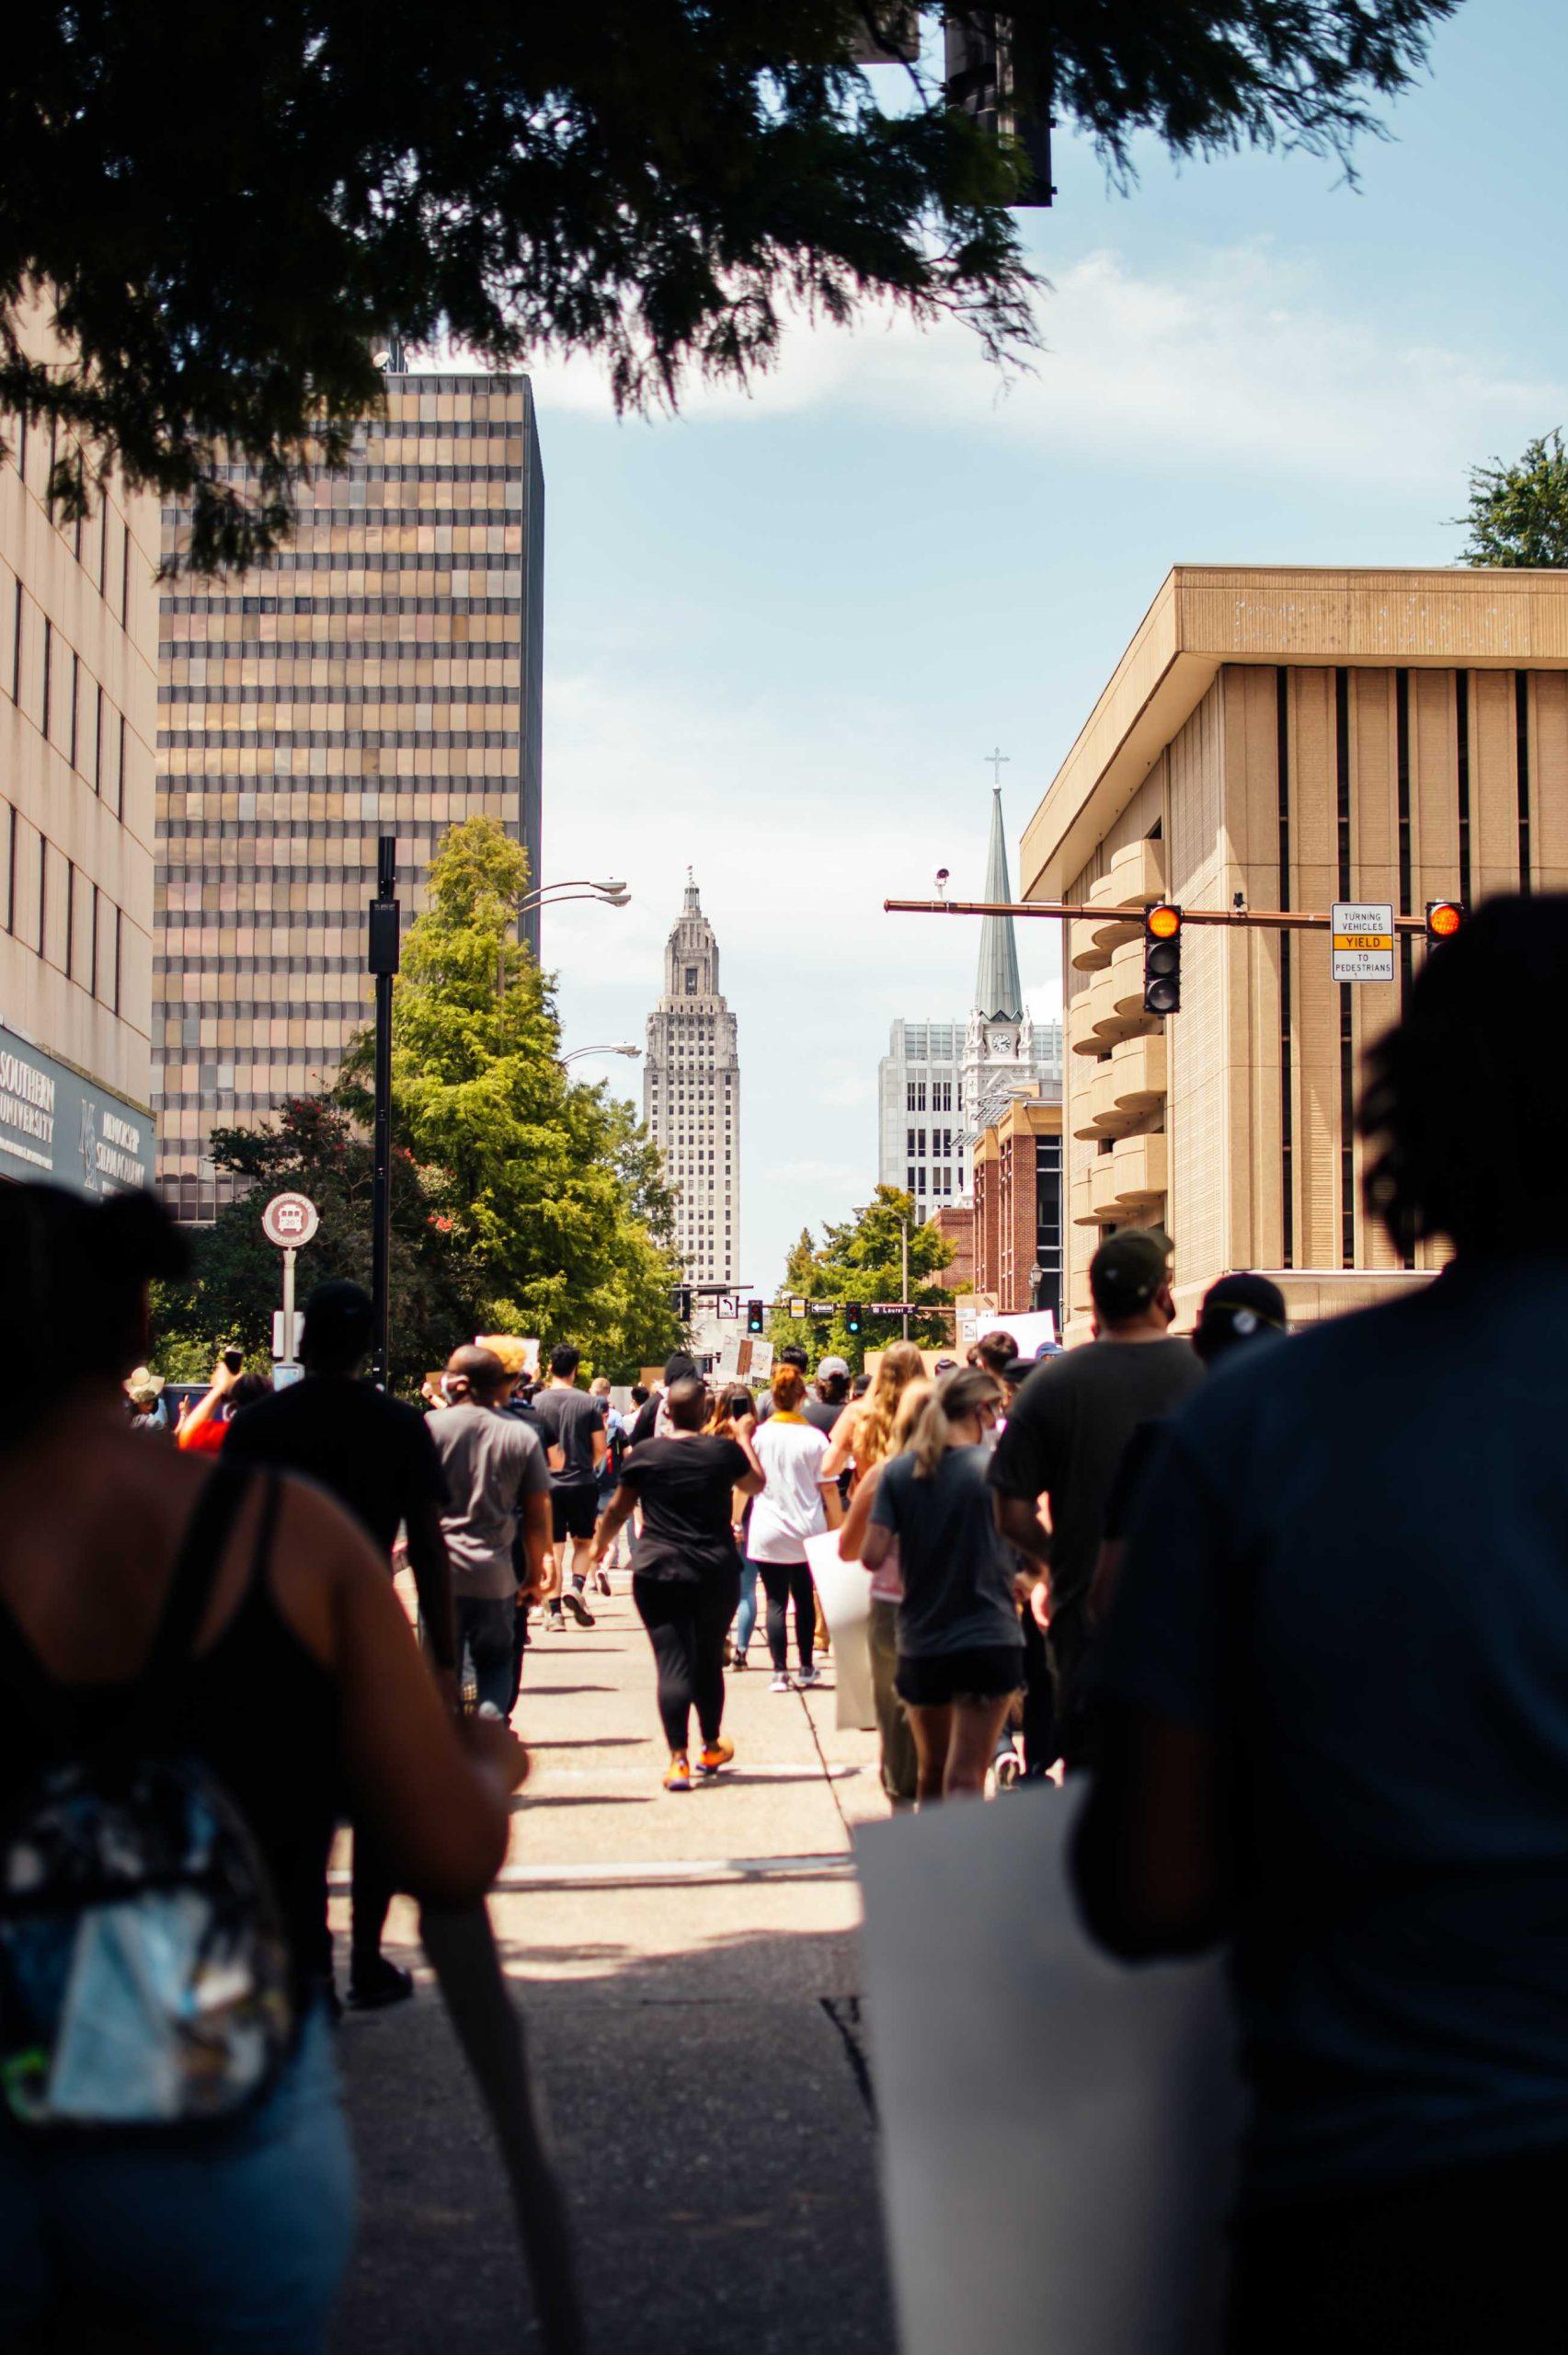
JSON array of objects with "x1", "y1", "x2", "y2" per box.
[
  {"x1": 589, "y1": 1374, "x2": 629, "y2": 1588},
  {"x1": 856, "y1": 1367, "x2": 1021, "y2": 1803},
  {"x1": 803, "y1": 1356, "x2": 853, "y2": 1436},
  {"x1": 0, "y1": 1184, "x2": 521, "y2": 2352},
  {"x1": 755, "y1": 1342, "x2": 809, "y2": 1422},
  {"x1": 429, "y1": 1347, "x2": 552, "y2": 1717},
  {"x1": 593, "y1": 1376, "x2": 764, "y2": 1791},
  {"x1": 988, "y1": 1230, "x2": 1203, "y2": 1767},
  {"x1": 819, "y1": 1338, "x2": 927, "y2": 1495},
  {"x1": 1074, "y1": 898, "x2": 1568, "y2": 2352},
  {"x1": 704, "y1": 1383, "x2": 760, "y2": 1665},
  {"x1": 530, "y1": 1342, "x2": 604, "y2": 1631},
  {"x1": 223, "y1": 1280, "x2": 456, "y2": 2010},
  {"x1": 748, "y1": 1363, "x2": 841, "y2": 1693},
  {"x1": 837, "y1": 1377, "x2": 933, "y2": 1808}
]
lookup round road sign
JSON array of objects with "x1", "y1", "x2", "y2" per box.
[{"x1": 261, "y1": 1191, "x2": 320, "y2": 1248}]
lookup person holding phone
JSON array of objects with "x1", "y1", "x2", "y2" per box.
[{"x1": 176, "y1": 1352, "x2": 273, "y2": 1454}]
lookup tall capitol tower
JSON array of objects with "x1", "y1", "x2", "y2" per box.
[{"x1": 644, "y1": 875, "x2": 740, "y2": 1303}]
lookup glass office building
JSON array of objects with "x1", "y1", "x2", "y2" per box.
[{"x1": 155, "y1": 369, "x2": 544, "y2": 1220}]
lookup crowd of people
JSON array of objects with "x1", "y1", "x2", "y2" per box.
[{"x1": 5, "y1": 895, "x2": 1568, "y2": 2350}]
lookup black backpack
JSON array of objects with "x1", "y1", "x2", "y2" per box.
[{"x1": 0, "y1": 1465, "x2": 294, "y2": 2131}]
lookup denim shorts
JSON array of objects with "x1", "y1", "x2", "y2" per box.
[{"x1": 0, "y1": 2001, "x2": 356, "y2": 2350}]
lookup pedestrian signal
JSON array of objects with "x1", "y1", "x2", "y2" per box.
[
  {"x1": 1142, "y1": 904, "x2": 1183, "y2": 1016},
  {"x1": 845, "y1": 1303, "x2": 863, "y2": 1337},
  {"x1": 1425, "y1": 900, "x2": 1464, "y2": 946},
  {"x1": 746, "y1": 1299, "x2": 764, "y2": 1334}
]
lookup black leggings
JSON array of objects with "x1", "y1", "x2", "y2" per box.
[
  {"x1": 634, "y1": 1570, "x2": 738, "y2": 1754},
  {"x1": 757, "y1": 1559, "x2": 815, "y2": 1673}
]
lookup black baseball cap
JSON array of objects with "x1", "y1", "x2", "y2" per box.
[
  {"x1": 1194, "y1": 1272, "x2": 1288, "y2": 1363},
  {"x1": 1088, "y1": 1230, "x2": 1171, "y2": 1317}
]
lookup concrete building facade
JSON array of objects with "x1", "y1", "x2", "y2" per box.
[
  {"x1": 0, "y1": 298, "x2": 159, "y2": 1197},
  {"x1": 155, "y1": 368, "x2": 544, "y2": 1220},
  {"x1": 1022, "y1": 566, "x2": 1568, "y2": 1341},
  {"x1": 644, "y1": 878, "x2": 740, "y2": 1332},
  {"x1": 877, "y1": 1018, "x2": 970, "y2": 1212}
]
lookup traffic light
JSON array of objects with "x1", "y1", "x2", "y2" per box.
[
  {"x1": 845, "y1": 1303, "x2": 863, "y2": 1338},
  {"x1": 1425, "y1": 900, "x2": 1464, "y2": 948},
  {"x1": 671, "y1": 1285, "x2": 692, "y2": 1322},
  {"x1": 746, "y1": 1299, "x2": 764, "y2": 1335},
  {"x1": 1142, "y1": 904, "x2": 1183, "y2": 1016}
]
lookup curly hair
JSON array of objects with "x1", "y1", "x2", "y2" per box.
[{"x1": 1358, "y1": 895, "x2": 1568, "y2": 1258}]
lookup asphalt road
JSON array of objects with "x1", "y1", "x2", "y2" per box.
[{"x1": 331, "y1": 1578, "x2": 898, "y2": 2355}]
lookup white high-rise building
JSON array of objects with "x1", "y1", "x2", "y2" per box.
[
  {"x1": 644, "y1": 875, "x2": 740, "y2": 1323},
  {"x1": 876, "y1": 789, "x2": 1061, "y2": 1214}
]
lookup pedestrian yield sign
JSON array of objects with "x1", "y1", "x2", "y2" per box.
[{"x1": 1331, "y1": 902, "x2": 1394, "y2": 983}]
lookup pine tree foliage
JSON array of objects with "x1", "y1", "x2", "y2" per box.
[
  {"x1": 4, "y1": 2, "x2": 1455, "y2": 569},
  {"x1": 1458, "y1": 431, "x2": 1568, "y2": 569}
]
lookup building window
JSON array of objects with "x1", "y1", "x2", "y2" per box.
[
  {"x1": 906, "y1": 1081, "x2": 917, "y2": 1111},
  {"x1": 684, "y1": 967, "x2": 697, "y2": 994},
  {"x1": 68, "y1": 652, "x2": 79, "y2": 769},
  {"x1": 40, "y1": 616, "x2": 52, "y2": 741}
]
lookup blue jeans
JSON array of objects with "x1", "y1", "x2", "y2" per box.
[
  {"x1": 735, "y1": 1557, "x2": 760, "y2": 1655},
  {"x1": 457, "y1": 1592, "x2": 516, "y2": 1715},
  {"x1": 0, "y1": 2002, "x2": 355, "y2": 2350}
]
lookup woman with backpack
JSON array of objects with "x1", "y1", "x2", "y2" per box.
[{"x1": 0, "y1": 1184, "x2": 522, "y2": 2351}]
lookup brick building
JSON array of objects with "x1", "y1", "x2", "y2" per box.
[
  {"x1": 930, "y1": 1202, "x2": 974, "y2": 1293},
  {"x1": 970, "y1": 1095, "x2": 1063, "y2": 1325}
]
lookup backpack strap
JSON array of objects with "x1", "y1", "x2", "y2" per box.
[{"x1": 0, "y1": 1462, "x2": 253, "y2": 1762}]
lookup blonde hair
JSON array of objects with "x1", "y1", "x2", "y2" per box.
[
  {"x1": 771, "y1": 1363, "x2": 807, "y2": 1413},
  {"x1": 476, "y1": 1334, "x2": 531, "y2": 1378},
  {"x1": 891, "y1": 1377, "x2": 933, "y2": 1450},
  {"x1": 853, "y1": 1340, "x2": 927, "y2": 1472},
  {"x1": 909, "y1": 1367, "x2": 1003, "y2": 1479}
]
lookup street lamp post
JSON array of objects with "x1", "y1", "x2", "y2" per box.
[
  {"x1": 562, "y1": 1043, "x2": 641, "y2": 1067},
  {"x1": 367, "y1": 837, "x2": 400, "y2": 1388}
]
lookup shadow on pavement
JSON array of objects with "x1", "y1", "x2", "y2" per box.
[{"x1": 333, "y1": 1921, "x2": 895, "y2": 2355}]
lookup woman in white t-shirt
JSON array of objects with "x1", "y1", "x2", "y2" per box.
[{"x1": 747, "y1": 1364, "x2": 841, "y2": 1693}]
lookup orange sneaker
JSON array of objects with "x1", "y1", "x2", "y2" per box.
[
  {"x1": 664, "y1": 1752, "x2": 692, "y2": 1792},
  {"x1": 697, "y1": 1738, "x2": 736, "y2": 1776}
]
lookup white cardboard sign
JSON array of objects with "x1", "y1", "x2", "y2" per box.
[
  {"x1": 804, "y1": 1530, "x2": 876, "y2": 1731},
  {"x1": 1331, "y1": 902, "x2": 1395, "y2": 983},
  {"x1": 855, "y1": 1784, "x2": 1243, "y2": 2355}
]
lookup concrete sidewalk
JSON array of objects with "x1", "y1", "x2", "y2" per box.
[{"x1": 333, "y1": 1583, "x2": 898, "y2": 2353}]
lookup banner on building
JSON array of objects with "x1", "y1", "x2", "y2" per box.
[{"x1": 0, "y1": 1021, "x2": 153, "y2": 1200}]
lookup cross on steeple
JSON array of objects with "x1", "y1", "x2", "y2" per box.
[{"x1": 984, "y1": 746, "x2": 1009, "y2": 788}]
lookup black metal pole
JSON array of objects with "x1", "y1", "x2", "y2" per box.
[{"x1": 368, "y1": 836, "x2": 400, "y2": 1388}]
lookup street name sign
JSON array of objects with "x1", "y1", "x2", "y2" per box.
[
  {"x1": 261, "y1": 1191, "x2": 320, "y2": 1247},
  {"x1": 1331, "y1": 902, "x2": 1395, "y2": 983}
]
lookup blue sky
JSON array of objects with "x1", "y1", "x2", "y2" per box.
[{"x1": 526, "y1": 0, "x2": 1565, "y2": 1292}]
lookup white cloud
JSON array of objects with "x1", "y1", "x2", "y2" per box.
[{"x1": 524, "y1": 241, "x2": 1565, "y2": 495}]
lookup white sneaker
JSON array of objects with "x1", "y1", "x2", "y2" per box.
[{"x1": 769, "y1": 1673, "x2": 791, "y2": 1694}]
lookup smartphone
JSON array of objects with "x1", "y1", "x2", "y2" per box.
[{"x1": 223, "y1": 1347, "x2": 245, "y2": 1375}]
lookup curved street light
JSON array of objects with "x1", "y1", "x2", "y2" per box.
[
  {"x1": 521, "y1": 878, "x2": 630, "y2": 913},
  {"x1": 562, "y1": 1042, "x2": 642, "y2": 1066}
]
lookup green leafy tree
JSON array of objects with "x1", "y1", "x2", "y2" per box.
[
  {"x1": 1457, "y1": 431, "x2": 1568, "y2": 568},
  {"x1": 340, "y1": 816, "x2": 683, "y2": 1381},
  {"x1": 5, "y1": 3, "x2": 1454, "y2": 569},
  {"x1": 148, "y1": 1095, "x2": 482, "y2": 1392},
  {"x1": 768, "y1": 1186, "x2": 954, "y2": 1371}
]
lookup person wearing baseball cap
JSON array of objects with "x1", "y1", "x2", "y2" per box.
[
  {"x1": 804, "y1": 1355, "x2": 853, "y2": 1438},
  {"x1": 987, "y1": 1227, "x2": 1203, "y2": 1772}
]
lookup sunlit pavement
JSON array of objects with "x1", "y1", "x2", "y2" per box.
[{"x1": 332, "y1": 1579, "x2": 898, "y2": 2352}]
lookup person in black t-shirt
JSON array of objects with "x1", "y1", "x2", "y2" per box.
[
  {"x1": 530, "y1": 1342, "x2": 606, "y2": 1630},
  {"x1": 593, "y1": 1376, "x2": 763, "y2": 1791},
  {"x1": 223, "y1": 1280, "x2": 454, "y2": 2011}
]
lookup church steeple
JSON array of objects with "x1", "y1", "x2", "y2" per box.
[{"x1": 974, "y1": 787, "x2": 1024, "y2": 1023}]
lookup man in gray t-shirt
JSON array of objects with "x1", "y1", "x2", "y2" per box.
[{"x1": 431, "y1": 1347, "x2": 552, "y2": 1717}]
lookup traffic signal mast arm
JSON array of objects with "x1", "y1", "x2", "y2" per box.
[{"x1": 885, "y1": 898, "x2": 1448, "y2": 934}]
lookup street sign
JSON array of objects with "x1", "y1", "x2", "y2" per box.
[
  {"x1": 1331, "y1": 902, "x2": 1395, "y2": 983},
  {"x1": 788, "y1": 1296, "x2": 807, "y2": 1319},
  {"x1": 715, "y1": 1292, "x2": 739, "y2": 1320},
  {"x1": 871, "y1": 1302, "x2": 918, "y2": 1317},
  {"x1": 261, "y1": 1191, "x2": 320, "y2": 1247},
  {"x1": 271, "y1": 1309, "x2": 303, "y2": 1361}
]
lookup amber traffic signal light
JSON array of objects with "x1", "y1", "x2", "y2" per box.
[
  {"x1": 1142, "y1": 903, "x2": 1183, "y2": 1015},
  {"x1": 1425, "y1": 900, "x2": 1464, "y2": 946}
]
